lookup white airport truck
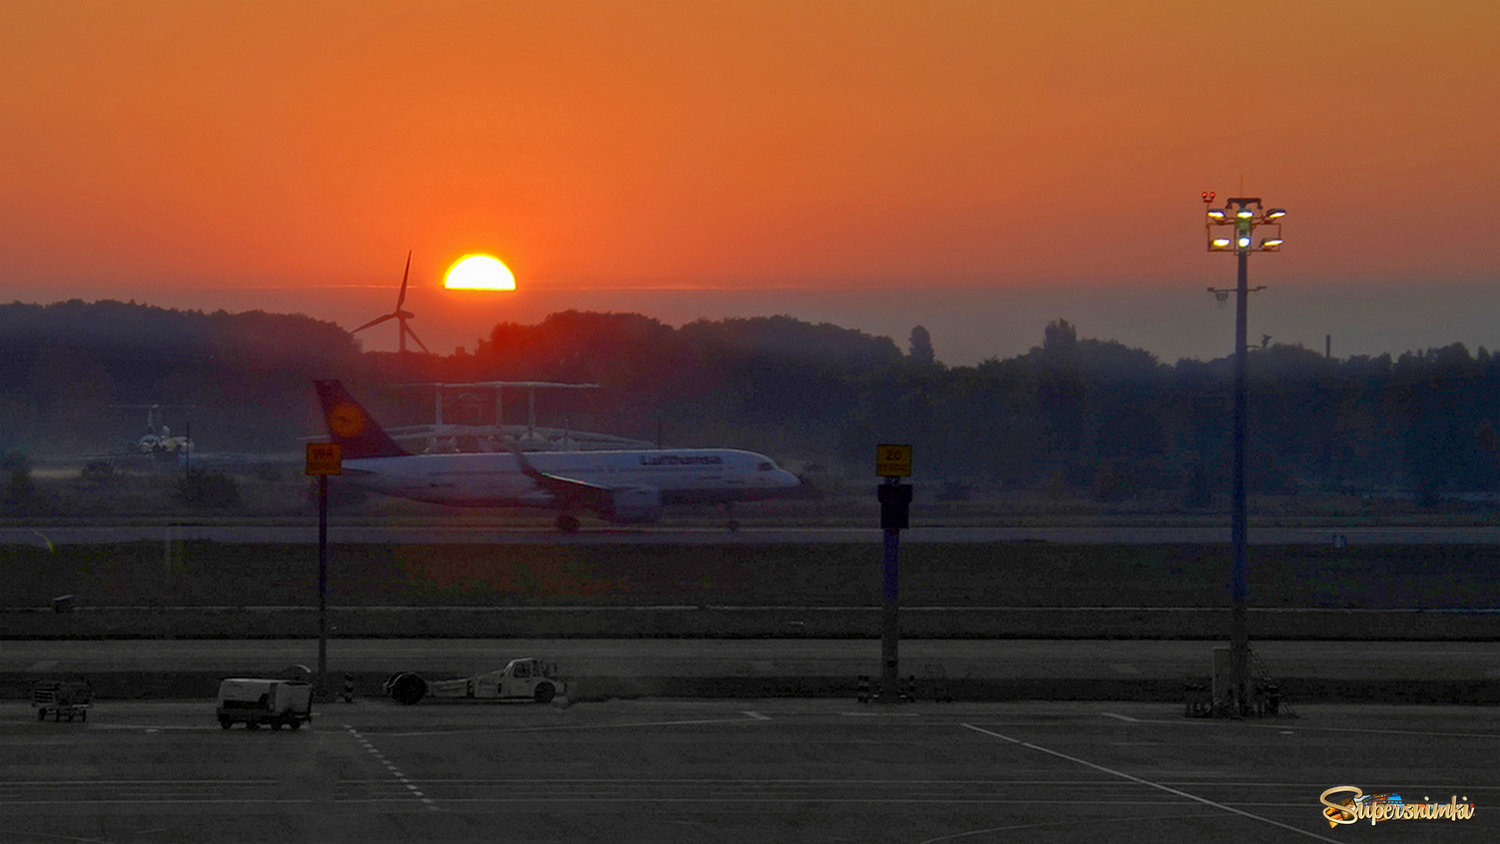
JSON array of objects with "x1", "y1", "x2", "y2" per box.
[
  {"x1": 216, "y1": 678, "x2": 313, "y2": 730},
  {"x1": 384, "y1": 658, "x2": 564, "y2": 705},
  {"x1": 32, "y1": 680, "x2": 92, "y2": 722}
]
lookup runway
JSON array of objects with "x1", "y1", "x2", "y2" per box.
[
  {"x1": 0, "y1": 698, "x2": 1494, "y2": 843},
  {"x1": 4, "y1": 522, "x2": 1496, "y2": 546}
]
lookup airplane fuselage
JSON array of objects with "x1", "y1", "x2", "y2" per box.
[{"x1": 345, "y1": 448, "x2": 800, "y2": 510}]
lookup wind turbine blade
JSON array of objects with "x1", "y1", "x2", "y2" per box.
[
  {"x1": 404, "y1": 323, "x2": 431, "y2": 354},
  {"x1": 352, "y1": 312, "x2": 397, "y2": 333},
  {"x1": 397, "y1": 249, "x2": 412, "y2": 308}
]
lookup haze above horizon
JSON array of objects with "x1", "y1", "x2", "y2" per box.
[{"x1": 3, "y1": 1, "x2": 1494, "y2": 365}]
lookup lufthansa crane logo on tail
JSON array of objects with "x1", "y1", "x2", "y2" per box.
[{"x1": 328, "y1": 402, "x2": 366, "y2": 438}]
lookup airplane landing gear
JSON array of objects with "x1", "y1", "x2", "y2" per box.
[
  {"x1": 723, "y1": 502, "x2": 739, "y2": 533},
  {"x1": 555, "y1": 513, "x2": 580, "y2": 533}
]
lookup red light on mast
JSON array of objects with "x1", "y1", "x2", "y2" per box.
[{"x1": 1201, "y1": 191, "x2": 1216, "y2": 204}]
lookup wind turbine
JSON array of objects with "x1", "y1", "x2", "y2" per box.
[{"x1": 352, "y1": 250, "x2": 429, "y2": 353}]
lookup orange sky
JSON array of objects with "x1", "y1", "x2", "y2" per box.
[{"x1": 2, "y1": 0, "x2": 1495, "y2": 362}]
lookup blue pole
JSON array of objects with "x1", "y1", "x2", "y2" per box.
[
  {"x1": 881, "y1": 527, "x2": 900, "y2": 702},
  {"x1": 1231, "y1": 242, "x2": 1250, "y2": 712},
  {"x1": 318, "y1": 475, "x2": 329, "y2": 700}
]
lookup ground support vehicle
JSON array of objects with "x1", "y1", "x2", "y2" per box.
[
  {"x1": 32, "y1": 680, "x2": 91, "y2": 722},
  {"x1": 384, "y1": 658, "x2": 564, "y2": 705},
  {"x1": 215, "y1": 678, "x2": 313, "y2": 730}
]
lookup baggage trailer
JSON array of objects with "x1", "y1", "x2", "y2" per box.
[
  {"x1": 32, "y1": 680, "x2": 92, "y2": 722},
  {"x1": 215, "y1": 678, "x2": 313, "y2": 730}
]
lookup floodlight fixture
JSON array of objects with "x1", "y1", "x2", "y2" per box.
[{"x1": 1204, "y1": 194, "x2": 1286, "y2": 254}]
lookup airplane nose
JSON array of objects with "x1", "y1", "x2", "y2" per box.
[{"x1": 790, "y1": 473, "x2": 822, "y2": 500}]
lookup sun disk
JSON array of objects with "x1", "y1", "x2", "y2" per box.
[{"x1": 444, "y1": 255, "x2": 515, "y2": 290}]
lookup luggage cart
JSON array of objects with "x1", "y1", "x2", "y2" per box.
[{"x1": 32, "y1": 680, "x2": 92, "y2": 722}]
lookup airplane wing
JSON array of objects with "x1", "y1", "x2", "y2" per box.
[{"x1": 508, "y1": 445, "x2": 618, "y2": 513}]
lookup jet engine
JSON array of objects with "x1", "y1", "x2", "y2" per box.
[{"x1": 607, "y1": 487, "x2": 662, "y2": 524}]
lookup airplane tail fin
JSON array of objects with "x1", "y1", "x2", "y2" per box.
[{"x1": 313, "y1": 380, "x2": 410, "y2": 459}]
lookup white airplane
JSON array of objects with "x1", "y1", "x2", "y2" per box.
[
  {"x1": 313, "y1": 379, "x2": 808, "y2": 531},
  {"x1": 113, "y1": 404, "x2": 194, "y2": 460}
]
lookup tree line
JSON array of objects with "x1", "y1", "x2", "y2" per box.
[{"x1": 0, "y1": 300, "x2": 1494, "y2": 502}]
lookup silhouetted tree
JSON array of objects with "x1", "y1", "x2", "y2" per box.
[
  {"x1": 177, "y1": 469, "x2": 240, "y2": 508},
  {"x1": 908, "y1": 325, "x2": 935, "y2": 365}
]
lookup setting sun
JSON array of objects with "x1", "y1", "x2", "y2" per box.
[{"x1": 444, "y1": 255, "x2": 515, "y2": 290}]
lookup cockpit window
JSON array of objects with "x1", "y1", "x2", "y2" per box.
[{"x1": 757, "y1": 461, "x2": 774, "y2": 471}]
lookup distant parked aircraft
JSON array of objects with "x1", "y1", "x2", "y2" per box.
[
  {"x1": 113, "y1": 404, "x2": 193, "y2": 460},
  {"x1": 313, "y1": 379, "x2": 809, "y2": 531}
]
